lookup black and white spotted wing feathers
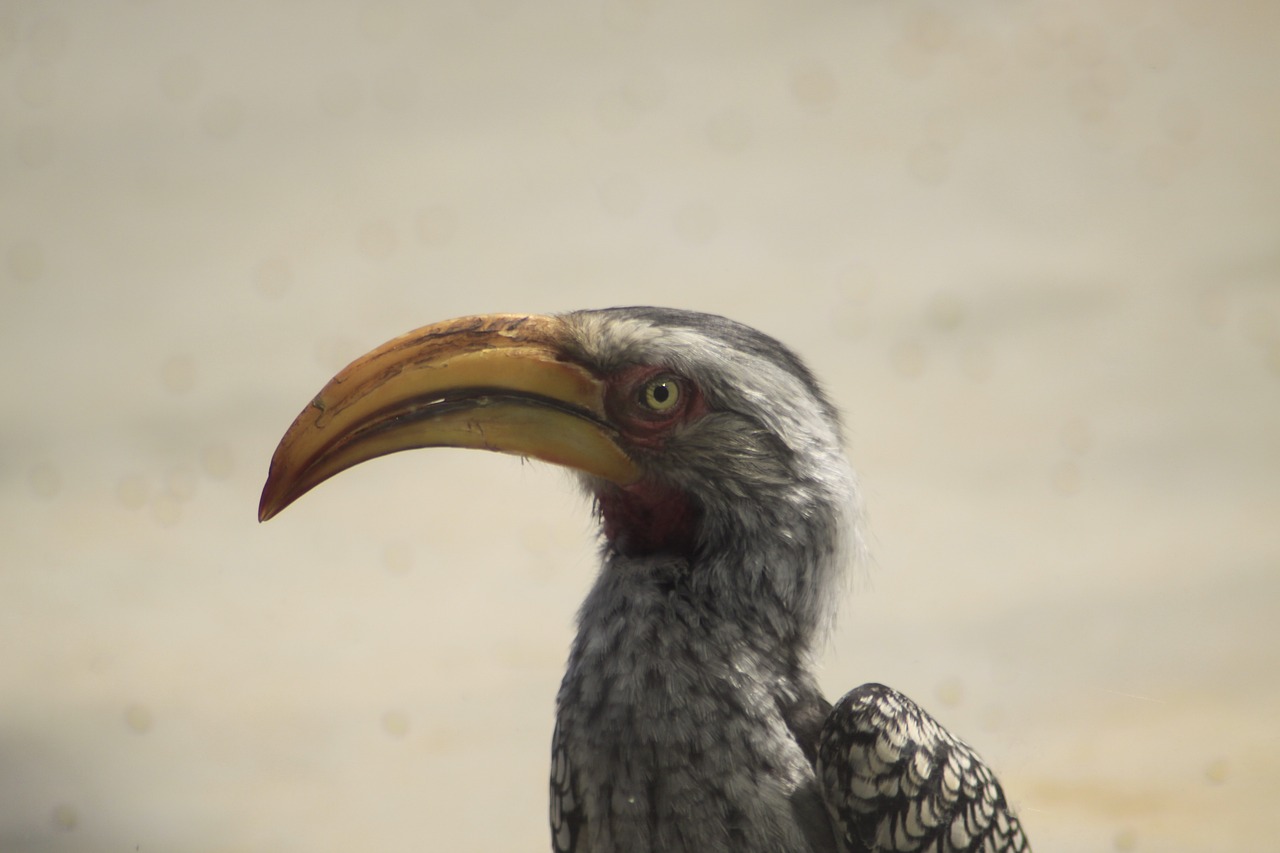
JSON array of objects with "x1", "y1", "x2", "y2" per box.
[{"x1": 816, "y1": 683, "x2": 1030, "y2": 853}]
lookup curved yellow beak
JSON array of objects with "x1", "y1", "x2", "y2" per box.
[{"x1": 258, "y1": 313, "x2": 640, "y2": 522}]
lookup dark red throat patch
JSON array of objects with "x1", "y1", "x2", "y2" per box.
[{"x1": 597, "y1": 479, "x2": 700, "y2": 558}]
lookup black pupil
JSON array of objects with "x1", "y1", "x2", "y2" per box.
[{"x1": 651, "y1": 383, "x2": 670, "y2": 404}]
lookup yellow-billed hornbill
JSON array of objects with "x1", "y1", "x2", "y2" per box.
[{"x1": 260, "y1": 308, "x2": 1031, "y2": 853}]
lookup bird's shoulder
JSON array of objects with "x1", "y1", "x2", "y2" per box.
[{"x1": 816, "y1": 683, "x2": 1030, "y2": 853}]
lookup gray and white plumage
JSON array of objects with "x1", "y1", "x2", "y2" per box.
[
  {"x1": 258, "y1": 305, "x2": 1030, "y2": 853},
  {"x1": 549, "y1": 307, "x2": 1029, "y2": 853}
]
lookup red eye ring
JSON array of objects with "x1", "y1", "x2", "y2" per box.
[{"x1": 605, "y1": 366, "x2": 702, "y2": 446}]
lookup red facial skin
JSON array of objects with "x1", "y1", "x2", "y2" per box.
[{"x1": 596, "y1": 365, "x2": 708, "y2": 558}]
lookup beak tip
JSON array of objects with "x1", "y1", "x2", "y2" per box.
[{"x1": 257, "y1": 480, "x2": 286, "y2": 523}]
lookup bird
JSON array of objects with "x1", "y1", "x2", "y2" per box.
[{"x1": 259, "y1": 307, "x2": 1031, "y2": 853}]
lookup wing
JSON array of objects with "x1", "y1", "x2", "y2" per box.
[
  {"x1": 550, "y1": 719, "x2": 587, "y2": 853},
  {"x1": 816, "y1": 683, "x2": 1030, "y2": 853}
]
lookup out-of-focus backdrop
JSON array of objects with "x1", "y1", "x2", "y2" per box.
[{"x1": 3, "y1": 1, "x2": 1277, "y2": 851}]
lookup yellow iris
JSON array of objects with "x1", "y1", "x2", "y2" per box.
[{"x1": 641, "y1": 377, "x2": 681, "y2": 412}]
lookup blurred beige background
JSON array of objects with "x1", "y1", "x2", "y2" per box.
[{"x1": 3, "y1": 1, "x2": 1278, "y2": 851}]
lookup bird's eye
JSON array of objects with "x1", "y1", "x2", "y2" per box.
[{"x1": 639, "y1": 376, "x2": 681, "y2": 412}]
